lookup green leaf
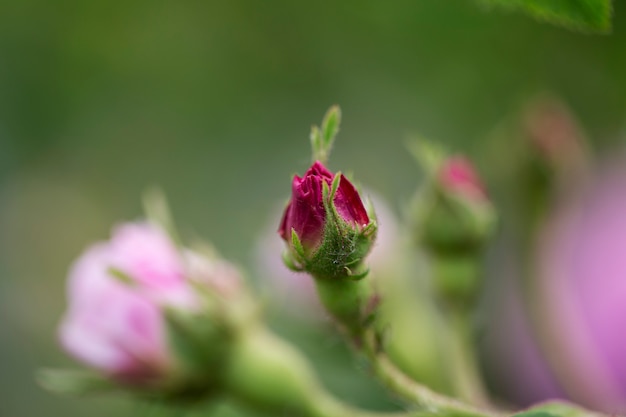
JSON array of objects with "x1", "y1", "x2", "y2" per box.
[
  {"x1": 407, "y1": 138, "x2": 446, "y2": 175},
  {"x1": 309, "y1": 125, "x2": 323, "y2": 161},
  {"x1": 477, "y1": 0, "x2": 613, "y2": 33},
  {"x1": 321, "y1": 105, "x2": 341, "y2": 152},
  {"x1": 37, "y1": 369, "x2": 118, "y2": 396},
  {"x1": 310, "y1": 105, "x2": 342, "y2": 163}
]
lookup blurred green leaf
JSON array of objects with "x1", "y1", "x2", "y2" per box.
[
  {"x1": 514, "y1": 400, "x2": 603, "y2": 417},
  {"x1": 321, "y1": 105, "x2": 341, "y2": 152},
  {"x1": 477, "y1": 0, "x2": 613, "y2": 32},
  {"x1": 407, "y1": 138, "x2": 446, "y2": 175},
  {"x1": 142, "y1": 187, "x2": 182, "y2": 246},
  {"x1": 310, "y1": 105, "x2": 341, "y2": 164},
  {"x1": 37, "y1": 369, "x2": 118, "y2": 396}
]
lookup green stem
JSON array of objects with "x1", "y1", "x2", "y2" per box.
[
  {"x1": 360, "y1": 330, "x2": 501, "y2": 417},
  {"x1": 304, "y1": 388, "x2": 431, "y2": 417},
  {"x1": 430, "y1": 253, "x2": 490, "y2": 406},
  {"x1": 311, "y1": 272, "x2": 498, "y2": 416},
  {"x1": 222, "y1": 325, "x2": 447, "y2": 417},
  {"x1": 444, "y1": 312, "x2": 490, "y2": 407},
  {"x1": 314, "y1": 277, "x2": 374, "y2": 339}
]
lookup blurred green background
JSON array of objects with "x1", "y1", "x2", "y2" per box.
[{"x1": 1, "y1": 1, "x2": 625, "y2": 416}]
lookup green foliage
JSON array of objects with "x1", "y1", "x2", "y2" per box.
[
  {"x1": 37, "y1": 369, "x2": 118, "y2": 396},
  {"x1": 310, "y1": 105, "x2": 342, "y2": 164},
  {"x1": 477, "y1": 0, "x2": 613, "y2": 32},
  {"x1": 517, "y1": 401, "x2": 602, "y2": 417}
]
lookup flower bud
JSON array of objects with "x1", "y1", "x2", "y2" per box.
[
  {"x1": 417, "y1": 156, "x2": 495, "y2": 256},
  {"x1": 278, "y1": 161, "x2": 376, "y2": 279},
  {"x1": 58, "y1": 221, "x2": 246, "y2": 397},
  {"x1": 414, "y1": 155, "x2": 496, "y2": 308}
]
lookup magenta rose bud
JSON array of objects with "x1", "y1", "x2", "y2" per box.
[
  {"x1": 58, "y1": 221, "x2": 245, "y2": 393},
  {"x1": 279, "y1": 161, "x2": 370, "y2": 250},
  {"x1": 278, "y1": 161, "x2": 375, "y2": 279}
]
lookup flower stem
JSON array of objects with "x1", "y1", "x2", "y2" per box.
[
  {"x1": 304, "y1": 387, "x2": 432, "y2": 417},
  {"x1": 444, "y1": 311, "x2": 490, "y2": 407},
  {"x1": 223, "y1": 325, "x2": 455, "y2": 417},
  {"x1": 360, "y1": 329, "x2": 502, "y2": 417}
]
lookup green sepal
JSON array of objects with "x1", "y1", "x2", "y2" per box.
[
  {"x1": 107, "y1": 267, "x2": 136, "y2": 287},
  {"x1": 282, "y1": 249, "x2": 304, "y2": 272},
  {"x1": 37, "y1": 369, "x2": 119, "y2": 396},
  {"x1": 164, "y1": 307, "x2": 231, "y2": 372},
  {"x1": 329, "y1": 172, "x2": 341, "y2": 200},
  {"x1": 142, "y1": 187, "x2": 182, "y2": 247},
  {"x1": 290, "y1": 228, "x2": 306, "y2": 260},
  {"x1": 162, "y1": 307, "x2": 234, "y2": 401},
  {"x1": 307, "y1": 219, "x2": 375, "y2": 280},
  {"x1": 345, "y1": 266, "x2": 370, "y2": 281}
]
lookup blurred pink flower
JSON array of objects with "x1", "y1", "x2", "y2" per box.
[
  {"x1": 534, "y1": 160, "x2": 626, "y2": 411},
  {"x1": 60, "y1": 238, "x2": 176, "y2": 383},
  {"x1": 59, "y1": 222, "x2": 240, "y2": 383}
]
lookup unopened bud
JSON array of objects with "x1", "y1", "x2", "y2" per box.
[
  {"x1": 57, "y1": 221, "x2": 250, "y2": 400},
  {"x1": 279, "y1": 161, "x2": 376, "y2": 279}
]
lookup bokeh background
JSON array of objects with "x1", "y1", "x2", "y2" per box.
[{"x1": 1, "y1": 1, "x2": 626, "y2": 416}]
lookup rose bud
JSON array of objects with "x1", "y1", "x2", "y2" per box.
[
  {"x1": 278, "y1": 160, "x2": 376, "y2": 280},
  {"x1": 417, "y1": 156, "x2": 495, "y2": 256},
  {"x1": 278, "y1": 160, "x2": 377, "y2": 338},
  {"x1": 57, "y1": 221, "x2": 248, "y2": 398},
  {"x1": 413, "y1": 155, "x2": 496, "y2": 308}
]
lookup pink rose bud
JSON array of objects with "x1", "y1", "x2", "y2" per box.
[
  {"x1": 417, "y1": 155, "x2": 495, "y2": 254},
  {"x1": 278, "y1": 160, "x2": 375, "y2": 279},
  {"x1": 415, "y1": 155, "x2": 496, "y2": 307},
  {"x1": 59, "y1": 221, "x2": 243, "y2": 389},
  {"x1": 279, "y1": 161, "x2": 369, "y2": 251},
  {"x1": 437, "y1": 156, "x2": 487, "y2": 201}
]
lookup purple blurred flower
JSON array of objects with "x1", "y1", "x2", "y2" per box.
[{"x1": 534, "y1": 161, "x2": 626, "y2": 411}]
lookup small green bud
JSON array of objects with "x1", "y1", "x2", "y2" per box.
[
  {"x1": 416, "y1": 156, "x2": 495, "y2": 257},
  {"x1": 414, "y1": 154, "x2": 496, "y2": 309}
]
